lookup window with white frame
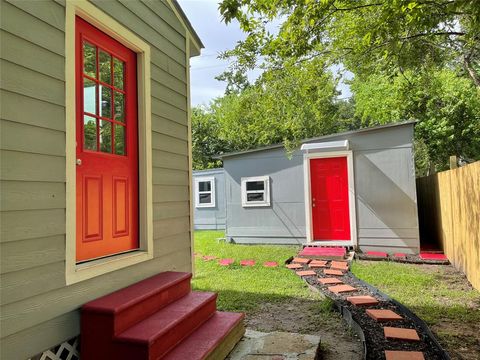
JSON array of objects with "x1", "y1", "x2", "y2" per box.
[
  {"x1": 241, "y1": 176, "x2": 270, "y2": 207},
  {"x1": 195, "y1": 177, "x2": 215, "y2": 208}
]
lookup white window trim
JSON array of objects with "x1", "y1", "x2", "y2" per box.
[
  {"x1": 65, "y1": 0, "x2": 153, "y2": 284},
  {"x1": 195, "y1": 177, "x2": 216, "y2": 208},
  {"x1": 241, "y1": 176, "x2": 271, "y2": 207},
  {"x1": 303, "y1": 151, "x2": 357, "y2": 247}
]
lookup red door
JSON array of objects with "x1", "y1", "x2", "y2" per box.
[
  {"x1": 310, "y1": 157, "x2": 351, "y2": 241},
  {"x1": 75, "y1": 17, "x2": 138, "y2": 262}
]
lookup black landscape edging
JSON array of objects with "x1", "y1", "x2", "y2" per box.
[
  {"x1": 294, "y1": 263, "x2": 451, "y2": 360},
  {"x1": 356, "y1": 254, "x2": 450, "y2": 265},
  {"x1": 351, "y1": 274, "x2": 451, "y2": 360}
]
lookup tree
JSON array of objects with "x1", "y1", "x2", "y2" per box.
[
  {"x1": 352, "y1": 69, "x2": 480, "y2": 174},
  {"x1": 191, "y1": 106, "x2": 230, "y2": 170},
  {"x1": 191, "y1": 58, "x2": 357, "y2": 169},
  {"x1": 219, "y1": 0, "x2": 480, "y2": 87}
]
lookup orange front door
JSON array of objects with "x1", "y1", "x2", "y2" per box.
[
  {"x1": 75, "y1": 17, "x2": 138, "y2": 262},
  {"x1": 310, "y1": 157, "x2": 351, "y2": 241}
]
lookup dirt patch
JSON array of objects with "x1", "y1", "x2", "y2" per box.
[{"x1": 245, "y1": 297, "x2": 363, "y2": 360}]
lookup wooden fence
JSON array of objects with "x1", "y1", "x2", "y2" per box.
[{"x1": 416, "y1": 161, "x2": 480, "y2": 290}]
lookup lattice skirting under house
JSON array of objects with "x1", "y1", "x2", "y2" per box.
[{"x1": 28, "y1": 337, "x2": 79, "y2": 360}]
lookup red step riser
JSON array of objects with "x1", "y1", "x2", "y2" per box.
[
  {"x1": 151, "y1": 299, "x2": 217, "y2": 359},
  {"x1": 113, "y1": 298, "x2": 218, "y2": 360},
  {"x1": 81, "y1": 312, "x2": 115, "y2": 360},
  {"x1": 114, "y1": 279, "x2": 191, "y2": 334}
]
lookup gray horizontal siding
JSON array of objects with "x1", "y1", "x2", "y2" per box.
[{"x1": 0, "y1": 0, "x2": 194, "y2": 357}]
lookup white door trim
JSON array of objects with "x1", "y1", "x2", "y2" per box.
[{"x1": 303, "y1": 150, "x2": 357, "y2": 246}]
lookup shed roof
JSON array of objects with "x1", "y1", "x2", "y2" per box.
[{"x1": 215, "y1": 120, "x2": 416, "y2": 159}]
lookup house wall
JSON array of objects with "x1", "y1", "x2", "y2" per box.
[
  {"x1": 192, "y1": 169, "x2": 226, "y2": 230},
  {"x1": 0, "y1": 0, "x2": 193, "y2": 358},
  {"x1": 224, "y1": 123, "x2": 420, "y2": 253}
]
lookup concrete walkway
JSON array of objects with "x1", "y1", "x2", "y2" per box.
[{"x1": 227, "y1": 329, "x2": 320, "y2": 360}]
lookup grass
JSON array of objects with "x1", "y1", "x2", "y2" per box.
[
  {"x1": 351, "y1": 260, "x2": 480, "y2": 325},
  {"x1": 191, "y1": 231, "x2": 322, "y2": 312}
]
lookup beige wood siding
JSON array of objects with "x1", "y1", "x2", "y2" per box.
[{"x1": 0, "y1": 0, "x2": 193, "y2": 358}]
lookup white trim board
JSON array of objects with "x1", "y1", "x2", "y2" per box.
[
  {"x1": 303, "y1": 150, "x2": 357, "y2": 247},
  {"x1": 65, "y1": 0, "x2": 153, "y2": 284}
]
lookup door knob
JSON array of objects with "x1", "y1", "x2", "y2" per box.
[{"x1": 76, "y1": 159, "x2": 82, "y2": 166}]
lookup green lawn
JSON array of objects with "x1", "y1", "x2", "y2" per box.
[{"x1": 191, "y1": 231, "x2": 322, "y2": 312}]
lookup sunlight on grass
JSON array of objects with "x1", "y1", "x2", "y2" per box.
[
  {"x1": 351, "y1": 260, "x2": 480, "y2": 325},
  {"x1": 192, "y1": 231, "x2": 321, "y2": 312}
]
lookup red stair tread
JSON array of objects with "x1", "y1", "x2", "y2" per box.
[
  {"x1": 116, "y1": 291, "x2": 216, "y2": 343},
  {"x1": 163, "y1": 311, "x2": 244, "y2": 360},
  {"x1": 83, "y1": 271, "x2": 191, "y2": 313},
  {"x1": 299, "y1": 247, "x2": 346, "y2": 257}
]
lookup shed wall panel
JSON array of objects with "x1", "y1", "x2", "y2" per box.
[
  {"x1": 224, "y1": 124, "x2": 420, "y2": 253},
  {"x1": 192, "y1": 169, "x2": 227, "y2": 230}
]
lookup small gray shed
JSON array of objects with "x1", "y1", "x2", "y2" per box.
[
  {"x1": 192, "y1": 168, "x2": 227, "y2": 230},
  {"x1": 217, "y1": 121, "x2": 420, "y2": 254}
]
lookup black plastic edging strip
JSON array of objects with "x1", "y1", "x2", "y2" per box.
[{"x1": 351, "y1": 274, "x2": 451, "y2": 360}]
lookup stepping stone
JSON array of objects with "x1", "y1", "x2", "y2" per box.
[
  {"x1": 385, "y1": 351, "x2": 425, "y2": 360},
  {"x1": 384, "y1": 327, "x2": 420, "y2": 341},
  {"x1": 330, "y1": 261, "x2": 349, "y2": 271},
  {"x1": 347, "y1": 296, "x2": 379, "y2": 306},
  {"x1": 419, "y1": 252, "x2": 448, "y2": 261},
  {"x1": 264, "y1": 261, "x2": 278, "y2": 267},
  {"x1": 309, "y1": 260, "x2": 328, "y2": 268},
  {"x1": 318, "y1": 277, "x2": 343, "y2": 285},
  {"x1": 296, "y1": 270, "x2": 317, "y2": 277},
  {"x1": 292, "y1": 257, "x2": 310, "y2": 264},
  {"x1": 324, "y1": 269, "x2": 344, "y2": 276},
  {"x1": 286, "y1": 263, "x2": 303, "y2": 269},
  {"x1": 218, "y1": 258, "x2": 234, "y2": 266},
  {"x1": 393, "y1": 253, "x2": 407, "y2": 259},
  {"x1": 365, "y1": 251, "x2": 388, "y2": 258},
  {"x1": 240, "y1": 259, "x2": 255, "y2": 266},
  {"x1": 202, "y1": 255, "x2": 216, "y2": 261},
  {"x1": 328, "y1": 284, "x2": 357, "y2": 294},
  {"x1": 366, "y1": 309, "x2": 403, "y2": 322}
]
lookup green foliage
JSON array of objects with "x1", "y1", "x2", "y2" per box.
[
  {"x1": 192, "y1": 59, "x2": 363, "y2": 169},
  {"x1": 352, "y1": 69, "x2": 480, "y2": 173},
  {"x1": 219, "y1": 0, "x2": 480, "y2": 87}
]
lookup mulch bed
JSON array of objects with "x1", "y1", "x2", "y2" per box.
[
  {"x1": 289, "y1": 261, "x2": 449, "y2": 360},
  {"x1": 356, "y1": 253, "x2": 450, "y2": 265}
]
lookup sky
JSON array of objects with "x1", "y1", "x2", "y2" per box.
[{"x1": 178, "y1": 0, "x2": 351, "y2": 106}]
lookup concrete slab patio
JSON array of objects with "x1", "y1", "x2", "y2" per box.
[{"x1": 227, "y1": 329, "x2": 320, "y2": 360}]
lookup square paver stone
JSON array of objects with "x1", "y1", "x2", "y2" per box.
[
  {"x1": 330, "y1": 261, "x2": 349, "y2": 270},
  {"x1": 328, "y1": 284, "x2": 357, "y2": 294},
  {"x1": 393, "y1": 253, "x2": 407, "y2": 259},
  {"x1": 385, "y1": 351, "x2": 425, "y2": 360},
  {"x1": 319, "y1": 277, "x2": 343, "y2": 285},
  {"x1": 309, "y1": 261, "x2": 328, "y2": 268},
  {"x1": 366, "y1": 309, "x2": 403, "y2": 322},
  {"x1": 286, "y1": 263, "x2": 303, "y2": 269},
  {"x1": 346, "y1": 296, "x2": 379, "y2": 306},
  {"x1": 384, "y1": 327, "x2": 420, "y2": 341},
  {"x1": 292, "y1": 257, "x2": 310, "y2": 264},
  {"x1": 240, "y1": 259, "x2": 256, "y2": 266},
  {"x1": 324, "y1": 269, "x2": 344, "y2": 276},
  {"x1": 264, "y1": 261, "x2": 278, "y2": 267},
  {"x1": 296, "y1": 270, "x2": 317, "y2": 277}
]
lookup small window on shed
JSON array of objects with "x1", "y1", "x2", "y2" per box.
[
  {"x1": 195, "y1": 177, "x2": 215, "y2": 208},
  {"x1": 241, "y1": 176, "x2": 270, "y2": 207}
]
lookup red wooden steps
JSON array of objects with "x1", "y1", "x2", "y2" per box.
[{"x1": 81, "y1": 271, "x2": 244, "y2": 360}]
